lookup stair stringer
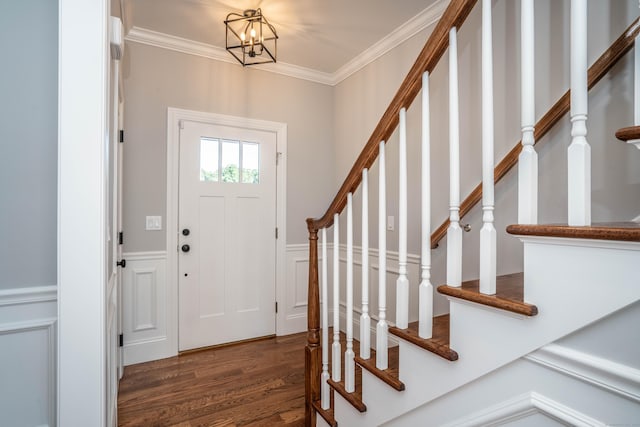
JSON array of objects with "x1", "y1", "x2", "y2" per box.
[{"x1": 328, "y1": 238, "x2": 640, "y2": 426}]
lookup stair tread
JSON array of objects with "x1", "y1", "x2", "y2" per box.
[
  {"x1": 389, "y1": 315, "x2": 458, "y2": 361},
  {"x1": 615, "y1": 125, "x2": 640, "y2": 142},
  {"x1": 507, "y1": 222, "x2": 640, "y2": 242},
  {"x1": 355, "y1": 347, "x2": 404, "y2": 391},
  {"x1": 312, "y1": 399, "x2": 338, "y2": 427},
  {"x1": 438, "y1": 272, "x2": 538, "y2": 316},
  {"x1": 327, "y1": 367, "x2": 366, "y2": 413}
]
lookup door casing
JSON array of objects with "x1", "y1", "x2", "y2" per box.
[{"x1": 166, "y1": 108, "x2": 287, "y2": 355}]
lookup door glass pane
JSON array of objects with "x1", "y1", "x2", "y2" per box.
[
  {"x1": 221, "y1": 140, "x2": 240, "y2": 183},
  {"x1": 200, "y1": 138, "x2": 219, "y2": 182},
  {"x1": 242, "y1": 142, "x2": 260, "y2": 184}
]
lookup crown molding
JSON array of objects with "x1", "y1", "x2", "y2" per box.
[
  {"x1": 125, "y1": 27, "x2": 335, "y2": 85},
  {"x1": 332, "y1": 0, "x2": 447, "y2": 84},
  {"x1": 124, "y1": 0, "x2": 446, "y2": 86}
]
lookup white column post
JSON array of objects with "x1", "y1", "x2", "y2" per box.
[
  {"x1": 321, "y1": 228, "x2": 330, "y2": 409},
  {"x1": 396, "y1": 108, "x2": 409, "y2": 329},
  {"x1": 480, "y1": 0, "x2": 497, "y2": 295},
  {"x1": 447, "y1": 27, "x2": 463, "y2": 288},
  {"x1": 360, "y1": 168, "x2": 371, "y2": 359},
  {"x1": 518, "y1": 0, "x2": 538, "y2": 225},
  {"x1": 331, "y1": 213, "x2": 341, "y2": 381},
  {"x1": 376, "y1": 141, "x2": 389, "y2": 370},
  {"x1": 568, "y1": 0, "x2": 591, "y2": 226},
  {"x1": 345, "y1": 193, "x2": 355, "y2": 392},
  {"x1": 419, "y1": 71, "x2": 434, "y2": 339}
]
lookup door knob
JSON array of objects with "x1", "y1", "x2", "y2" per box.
[
  {"x1": 182, "y1": 228, "x2": 190, "y2": 236},
  {"x1": 181, "y1": 244, "x2": 190, "y2": 253}
]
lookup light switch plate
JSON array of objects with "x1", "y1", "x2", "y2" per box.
[
  {"x1": 146, "y1": 216, "x2": 162, "y2": 231},
  {"x1": 387, "y1": 216, "x2": 395, "y2": 231}
]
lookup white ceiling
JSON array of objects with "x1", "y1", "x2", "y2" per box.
[{"x1": 124, "y1": 0, "x2": 440, "y2": 73}]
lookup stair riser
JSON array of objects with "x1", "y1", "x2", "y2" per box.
[{"x1": 343, "y1": 239, "x2": 640, "y2": 425}]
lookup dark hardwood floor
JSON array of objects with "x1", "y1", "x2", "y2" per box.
[{"x1": 118, "y1": 333, "x2": 306, "y2": 426}]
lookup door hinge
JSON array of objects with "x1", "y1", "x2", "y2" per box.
[
  {"x1": 179, "y1": 120, "x2": 185, "y2": 130},
  {"x1": 275, "y1": 302, "x2": 278, "y2": 313},
  {"x1": 116, "y1": 259, "x2": 126, "y2": 268},
  {"x1": 275, "y1": 227, "x2": 279, "y2": 239},
  {"x1": 119, "y1": 129, "x2": 124, "y2": 143},
  {"x1": 119, "y1": 334, "x2": 124, "y2": 347},
  {"x1": 276, "y1": 151, "x2": 282, "y2": 165},
  {"x1": 118, "y1": 231, "x2": 124, "y2": 245}
]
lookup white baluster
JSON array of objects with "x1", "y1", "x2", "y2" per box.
[
  {"x1": 518, "y1": 0, "x2": 538, "y2": 225},
  {"x1": 419, "y1": 71, "x2": 433, "y2": 339},
  {"x1": 321, "y1": 228, "x2": 330, "y2": 409},
  {"x1": 480, "y1": 0, "x2": 497, "y2": 295},
  {"x1": 447, "y1": 27, "x2": 463, "y2": 288},
  {"x1": 345, "y1": 193, "x2": 355, "y2": 392},
  {"x1": 360, "y1": 168, "x2": 371, "y2": 359},
  {"x1": 377, "y1": 141, "x2": 388, "y2": 370},
  {"x1": 332, "y1": 213, "x2": 341, "y2": 381},
  {"x1": 568, "y1": 0, "x2": 591, "y2": 226},
  {"x1": 396, "y1": 108, "x2": 409, "y2": 330}
]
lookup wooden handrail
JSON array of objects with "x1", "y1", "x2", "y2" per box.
[
  {"x1": 306, "y1": 0, "x2": 478, "y2": 233},
  {"x1": 430, "y1": 16, "x2": 640, "y2": 248},
  {"x1": 304, "y1": 2, "x2": 478, "y2": 424}
]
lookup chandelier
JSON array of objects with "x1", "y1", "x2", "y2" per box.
[{"x1": 224, "y1": 8, "x2": 278, "y2": 66}]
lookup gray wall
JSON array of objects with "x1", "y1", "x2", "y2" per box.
[
  {"x1": 122, "y1": 43, "x2": 336, "y2": 251},
  {"x1": 0, "y1": 1, "x2": 58, "y2": 290}
]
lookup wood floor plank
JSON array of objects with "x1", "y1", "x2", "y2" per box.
[{"x1": 118, "y1": 333, "x2": 306, "y2": 426}]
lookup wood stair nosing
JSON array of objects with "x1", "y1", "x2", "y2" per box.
[
  {"x1": 327, "y1": 376, "x2": 367, "y2": 413},
  {"x1": 437, "y1": 272, "x2": 538, "y2": 317},
  {"x1": 312, "y1": 399, "x2": 338, "y2": 427},
  {"x1": 389, "y1": 316, "x2": 459, "y2": 362},
  {"x1": 355, "y1": 347, "x2": 404, "y2": 392},
  {"x1": 507, "y1": 222, "x2": 640, "y2": 242}
]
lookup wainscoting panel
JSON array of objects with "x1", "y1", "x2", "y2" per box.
[
  {"x1": 122, "y1": 251, "x2": 173, "y2": 365},
  {"x1": 0, "y1": 286, "x2": 57, "y2": 427}
]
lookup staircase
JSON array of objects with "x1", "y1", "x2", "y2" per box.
[{"x1": 305, "y1": 1, "x2": 640, "y2": 426}]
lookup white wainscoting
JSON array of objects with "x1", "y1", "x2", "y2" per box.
[
  {"x1": 282, "y1": 244, "x2": 422, "y2": 340},
  {"x1": 280, "y1": 244, "x2": 314, "y2": 336},
  {"x1": 122, "y1": 251, "x2": 173, "y2": 365},
  {"x1": 0, "y1": 286, "x2": 57, "y2": 427}
]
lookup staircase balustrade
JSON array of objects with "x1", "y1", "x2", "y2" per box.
[{"x1": 304, "y1": 1, "x2": 640, "y2": 424}]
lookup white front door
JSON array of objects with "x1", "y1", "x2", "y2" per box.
[{"x1": 178, "y1": 120, "x2": 277, "y2": 351}]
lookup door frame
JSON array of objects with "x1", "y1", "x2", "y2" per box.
[{"x1": 166, "y1": 108, "x2": 287, "y2": 354}]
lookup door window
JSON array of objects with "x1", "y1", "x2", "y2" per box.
[{"x1": 199, "y1": 138, "x2": 260, "y2": 184}]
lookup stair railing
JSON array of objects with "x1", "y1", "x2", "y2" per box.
[
  {"x1": 305, "y1": 0, "x2": 640, "y2": 424},
  {"x1": 304, "y1": 1, "x2": 477, "y2": 422}
]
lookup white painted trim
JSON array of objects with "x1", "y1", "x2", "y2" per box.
[
  {"x1": 125, "y1": 27, "x2": 334, "y2": 86},
  {"x1": 514, "y1": 235, "x2": 640, "y2": 251},
  {"x1": 332, "y1": 0, "x2": 448, "y2": 85},
  {"x1": 0, "y1": 317, "x2": 57, "y2": 427},
  {"x1": 122, "y1": 251, "x2": 167, "y2": 261},
  {"x1": 58, "y1": 0, "x2": 109, "y2": 425},
  {"x1": 525, "y1": 343, "x2": 640, "y2": 403},
  {"x1": 439, "y1": 391, "x2": 606, "y2": 427},
  {"x1": 0, "y1": 286, "x2": 57, "y2": 307},
  {"x1": 124, "y1": 0, "x2": 447, "y2": 86},
  {"x1": 166, "y1": 108, "x2": 288, "y2": 349}
]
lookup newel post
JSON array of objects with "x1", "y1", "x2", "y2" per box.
[{"x1": 305, "y1": 219, "x2": 320, "y2": 426}]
